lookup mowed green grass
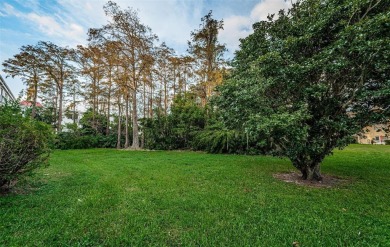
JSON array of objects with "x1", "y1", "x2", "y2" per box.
[{"x1": 1, "y1": 145, "x2": 389, "y2": 246}]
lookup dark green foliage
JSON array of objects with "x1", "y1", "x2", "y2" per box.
[
  {"x1": 22, "y1": 106, "x2": 57, "y2": 127},
  {"x1": 192, "y1": 122, "x2": 267, "y2": 154},
  {"x1": 142, "y1": 114, "x2": 178, "y2": 150},
  {"x1": 143, "y1": 93, "x2": 268, "y2": 154},
  {"x1": 35, "y1": 106, "x2": 57, "y2": 127},
  {"x1": 217, "y1": 0, "x2": 390, "y2": 180},
  {"x1": 79, "y1": 108, "x2": 109, "y2": 135},
  {"x1": 0, "y1": 103, "x2": 53, "y2": 188},
  {"x1": 55, "y1": 132, "x2": 120, "y2": 150},
  {"x1": 54, "y1": 110, "x2": 126, "y2": 150},
  {"x1": 385, "y1": 140, "x2": 390, "y2": 145},
  {"x1": 143, "y1": 94, "x2": 206, "y2": 150}
]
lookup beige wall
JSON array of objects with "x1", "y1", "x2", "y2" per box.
[{"x1": 357, "y1": 124, "x2": 389, "y2": 144}]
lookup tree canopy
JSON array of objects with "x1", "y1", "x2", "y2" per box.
[{"x1": 217, "y1": 0, "x2": 390, "y2": 180}]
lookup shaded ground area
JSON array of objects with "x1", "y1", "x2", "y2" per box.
[{"x1": 273, "y1": 172, "x2": 347, "y2": 188}]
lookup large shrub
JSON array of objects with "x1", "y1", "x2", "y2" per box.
[
  {"x1": 55, "y1": 132, "x2": 120, "y2": 150},
  {"x1": 54, "y1": 110, "x2": 126, "y2": 150},
  {"x1": 0, "y1": 103, "x2": 53, "y2": 188},
  {"x1": 143, "y1": 94, "x2": 206, "y2": 150},
  {"x1": 192, "y1": 128, "x2": 267, "y2": 155}
]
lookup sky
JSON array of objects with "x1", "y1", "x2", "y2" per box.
[{"x1": 0, "y1": 0, "x2": 292, "y2": 97}]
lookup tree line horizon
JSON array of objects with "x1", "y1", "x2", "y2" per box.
[{"x1": 3, "y1": 1, "x2": 227, "y2": 148}]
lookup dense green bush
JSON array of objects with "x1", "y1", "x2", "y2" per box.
[
  {"x1": 79, "y1": 109, "x2": 109, "y2": 135},
  {"x1": 142, "y1": 94, "x2": 268, "y2": 154},
  {"x1": 385, "y1": 140, "x2": 390, "y2": 145},
  {"x1": 143, "y1": 94, "x2": 206, "y2": 150},
  {"x1": 0, "y1": 103, "x2": 53, "y2": 188},
  {"x1": 191, "y1": 121, "x2": 269, "y2": 154},
  {"x1": 55, "y1": 109, "x2": 127, "y2": 150},
  {"x1": 55, "y1": 132, "x2": 121, "y2": 150}
]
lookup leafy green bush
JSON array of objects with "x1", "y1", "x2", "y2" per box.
[
  {"x1": 143, "y1": 94, "x2": 206, "y2": 150},
  {"x1": 0, "y1": 103, "x2": 53, "y2": 188},
  {"x1": 55, "y1": 132, "x2": 121, "y2": 150},
  {"x1": 385, "y1": 140, "x2": 390, "y2": 145},
  {"x1": 192, "y1": 125, "x2": 268, "y2": 155},
  {"x1": 54, "y1": 110, "x2": 127, "y2": 150}
]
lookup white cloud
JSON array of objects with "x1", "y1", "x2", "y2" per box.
[
  {"x1": 1, "y1": 2, "x2": 87, "y2": 47},
  {"x1": 219, "y1": 15, "x2": 252, "y2": 53},
  {"x1": 52, "y1": 0, "x2": 207, "y2": 54},
  {"x1": 2, "y1": 0, "x2": 292, "y2": 55},
  {"x1": 2, "y1": 3, "x2": 19, "y2": 16},
  {"x1": 250, "y1": 0, "x2": 291, "y2": 21},
  {"x1": 219, "y1": 0, "x2": 292, "y2": 55}
]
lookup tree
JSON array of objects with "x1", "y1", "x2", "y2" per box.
[
  {"x1": 74, "y1": 44, "x2": 105, "y2": 131},
  {"x1": 217, "y1": 0, "x2": 390, "y2": 180},
  {"x1": 88, "y1": 1, "x2": 157, "y2": 149},
  {"x1": 188, "y1": 10, "x2": 227, "y2": 106},
  {"x1": 101, "y1": 41, "x2": 121, "y2": 135},
  {"x1": 155, "y1": 43, "x2": 175, "y2": 115},
  {"x1": 37, "y1": 41, "x2": 75, "y2": 133},
  {"x1": 2, "y1": 44, "x2": 43, "y2": 118}
]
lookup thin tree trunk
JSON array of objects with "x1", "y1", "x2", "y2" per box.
[
  {"x1": 150, "y1": 81, "x2": 154, "y2": 118},
  {"x1": 143, "y1": 78, "x2": 146, "y2": 120},
  {"x1": 164, "y1": 78, "x2": 168, "y2": 115},
  {"x1": 131, "y1": 89, "x2": 139, "y2": 149},
  {"x1": 124, "y1": 92, "x2": 130, "y2": 148},
  {"x1": 173, "y1": 65, "x2": 176, "y2": 98},
  {"x1": 57, "y1": 84, "x2": 63, "y2": 133},
  {"x1": 184, "y1": 74, "x2": 188, "y2": 98},
  {"x1": 116, "y1": 96, "x2": 122, "y2": 149},
  {"x1": 54, "y1": 86, "x2": 58, "y2": 130},
  {"x1": 92, "y1": 78, "x2": 96, "y2": 131},
  {"x1": 73, "y1": 89, "x2": 76, "y2": 125},
  {"x1": 106, "y1": 70, "x2": 112, "y2": 135},
  {"x1": 142, "y1": 80, "x2": 146, "y2": 148},
  {"x1": 31, "y1": 78, "x2": 38, "y2": 119}
]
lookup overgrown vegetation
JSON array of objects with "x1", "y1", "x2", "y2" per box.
[
  {"x1": 0, "y1": 103, "x2": 53, "y2": 188},
  {"x1": 54, "y1": 109, "x2": 125, "y2": 150}
]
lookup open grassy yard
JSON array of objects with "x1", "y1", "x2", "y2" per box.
[{"x1": 1, "y1": 145, "x2": 389, "y2": 246}]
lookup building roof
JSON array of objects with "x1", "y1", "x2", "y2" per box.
[{"x1": 20, "y1": 100, "x2": 43, "y2": 107}]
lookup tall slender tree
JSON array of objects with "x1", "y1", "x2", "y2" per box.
[
  {"x1": 89, "y1": 1, "x2": 157, "y2": 149},
  {"x1": 188, "y1": 10, "x2": 227, "y2": 106},
  {"x1": 74, "y1": 44, "x2": 105, "y2": 131},
  {"x1": 37, "y1": 41, "x2": 74, "y2": 133},
  {"x1": 155, "y1": 43, "x2": 175, "y2": 115},
  {"x1": 2, "y1": 44, "x2": 43, "y2": 118},
  {"x1": 101, "y1": 41, "x2": 120, "y2": 135}
]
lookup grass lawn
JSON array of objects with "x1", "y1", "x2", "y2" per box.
[{"x1": 1, "y1": 144, "x2": 389, "y2": 246}]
